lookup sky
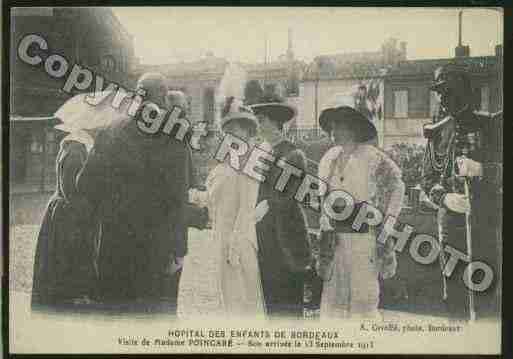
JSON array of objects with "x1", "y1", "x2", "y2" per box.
[{"x1": 111, "y1": 7, "x2": 503, "y2": 65}]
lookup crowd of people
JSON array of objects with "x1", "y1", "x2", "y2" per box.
[{"x1": 30, "y1": 64, "x2": 501, "y2": 322}]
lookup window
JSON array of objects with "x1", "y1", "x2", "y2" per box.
[
  {"x1": 393, "y1": 90, "x2": 408, "y2": 118},
  {"x1": 264, "y1": 83, "x2": 277, "y2": 97},
  {"x1": 30, "y1": 132, "x2": 43, "y2": 154},
  {"x1": 480, "y1": 86, "x2": 490, "y2": 112},
  {"x1": 429, "y1": 90, "x2": 441, "y2": 118},
  {"x1": 203, "y1": 88, "x2": 215, "y2": 124},
  {"x1": 46, "y1": 130, "x2": 60, "y2": 155},
  {"x1": 101, "y1": 55, "x2": 116, "y2": 73},
  {"x1": 275, "y1": 83, "x2": 285, "y2": 98},
  {"x1": 286, "y1": 77, "x2": 299, "y2": 97}
]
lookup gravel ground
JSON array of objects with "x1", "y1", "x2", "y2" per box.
[
  {"x1": 8, "y1": 224, "x2": 452, "y2": 322},
  {"x1": 9, "y1": 225, "x2": 225, "y2": 317}
]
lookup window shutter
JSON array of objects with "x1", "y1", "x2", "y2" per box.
[
  {"x1": 394, "y1": 90, "x2": 408, "y2": 118},
  {"x1": 480, "y1": 86, "x2": 490, "y2": 112}
]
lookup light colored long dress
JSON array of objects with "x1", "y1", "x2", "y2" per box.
[
  {"x1": 204, "y1": 162, "x2": 266, "y2": 318},
  {"x1": 318, "y1": 144, "x2": 405, "y2": 319}
]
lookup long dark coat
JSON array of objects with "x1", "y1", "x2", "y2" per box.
[
  {"x1": 76, "y1": 117, "x2": 191, "y2": 305},
  {"x1": 31, "y1": 140, "x2": 98, "y2": 309},
  {"x1": 256, "y1": 139, "x2": 311, "y2": 317}
]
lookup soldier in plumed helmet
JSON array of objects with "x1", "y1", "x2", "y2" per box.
[{"x1": 422, "y1": 63, "x2": 502, "y2": 320}]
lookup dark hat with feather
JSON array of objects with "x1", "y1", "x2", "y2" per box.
[
  {"x1": 220, "y1": 96, "x2": 258, "y2": 136},
  {"x1": 249, "y1": 92, "x2": 297, "y2": 125}
]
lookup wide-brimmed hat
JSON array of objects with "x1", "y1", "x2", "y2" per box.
[
  {"x1": 220, "y1": 96, "x2": 258, "y2": 136},
  {"x1": 319, "y1": 92, "x2": 377, "y2": 142},
  {"x1": 249, "y1": 93, "x2": 296, "y2": 125}
]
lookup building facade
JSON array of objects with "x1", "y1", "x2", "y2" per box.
[
  {"x1": 10, "y1": 7, "x2": 136, "y2": 192},
  {"x1": 134, "y1": 28, "x2": 305, "y2": 130},
  {"x1": 135, "y1": 52, "x2": 305, "y2": 130},
  {"x1": 298, "y1": 38, "x2": 406, "y2": 146},
  {"x1": 383, "y1": 48, "x2": 502, "y2": 149}
]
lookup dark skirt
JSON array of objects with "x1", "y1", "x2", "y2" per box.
[{"x1": 31, "y1": 194, "x2": 98, "y2": 309}]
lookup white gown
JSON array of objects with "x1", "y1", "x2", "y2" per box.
[{"x1": 200, "y1": 162, "x2": 266, "y2": 318}]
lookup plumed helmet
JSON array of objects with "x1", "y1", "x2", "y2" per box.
[{"x1": 430, "y1": 63, "x2": 471, "y2": 93}]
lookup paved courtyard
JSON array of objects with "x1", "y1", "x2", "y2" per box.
[
  {"x1": 8, "y1": 221, "x2": 447, "y2": 320},
  {"x1": 9, "y1": 225, "x2": 226, "y2": 318}
]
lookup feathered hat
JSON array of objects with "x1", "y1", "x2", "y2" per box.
[
  {"x1": 220, "y1": 96, "x2": 258, "y2": 136},
  {"x1": 216, "y1": 63, "x2": 258, "y2": 136},
  {"x1": 250, "y1": 92, "x2": 296, "y2": 125}
]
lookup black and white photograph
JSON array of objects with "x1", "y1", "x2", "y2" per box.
[{"x1": 6, "y1": 5, "x2": 503, "y2": 355}]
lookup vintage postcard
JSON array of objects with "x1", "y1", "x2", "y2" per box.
[{"x1": 7, "y1": 5, "x2": 503, "y2": 355}]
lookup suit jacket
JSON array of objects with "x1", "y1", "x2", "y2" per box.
[
  {"x1": 76, "y1": 117, "x2": 191, "y2": 301},
  {"x1": 256, "y1": 139, "x2": 311, "y2": 275}
]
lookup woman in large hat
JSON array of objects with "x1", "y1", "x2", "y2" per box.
[
  {"x1": 191, "y1": 96, "x2": 267, "y2": 318},
  {"x1": 250, "y1": 93, "x2": 311, "y2": 318},
  {"x1": 316, "y1": 91, "x2": 405, "y2": 319}
]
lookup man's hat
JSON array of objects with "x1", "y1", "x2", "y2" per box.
[
  {"x1": 430, "y1": 63, "x2": 470, "y2": 92},
  {"x1": 319, "y1": 91, "x2": 377, "y2": 142},
  {"x1": 249, "y1": 93, "x2": 297, "y2": 125},
  {"x1": 220, "y1": 96, "x2": 258, "y2": 136}
]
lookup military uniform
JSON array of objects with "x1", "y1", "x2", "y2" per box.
[{"x1": 422, "y1": 99, "x2": 502, "y2": 320}]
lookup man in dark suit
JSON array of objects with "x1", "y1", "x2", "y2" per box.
[{"x1": 77, "y1": 73, "x2": 205, "y2": 314}]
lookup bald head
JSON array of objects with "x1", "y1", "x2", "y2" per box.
[
  {"x1": 167, "y1": 90, "x2": 188, "y2": 111},
  {"x1": 136, "y1": 72, "x2": 168, "y2": 107}
]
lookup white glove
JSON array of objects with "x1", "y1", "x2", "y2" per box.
[
  {"x1": 255, "y1": 200, "x2": 270, "y2": 223},
  {"x1": 319, "y1": 214, "x2": 334, "y2": 231},
  {"x1": 443, "y1": 193, "x2": 470, "y2": 214},
  {"x1": 189, "y1": 188, "x2": 208, "y2": 207},
  {"x1": 456, "y1": 156, "x2": 483, "y2": 178},
  {"x1": 72, "y1": 295, "x2": 95, "y2": 305},
  {"x1": 166, "y1": 256, "x2": 185, "y2": 275}
]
